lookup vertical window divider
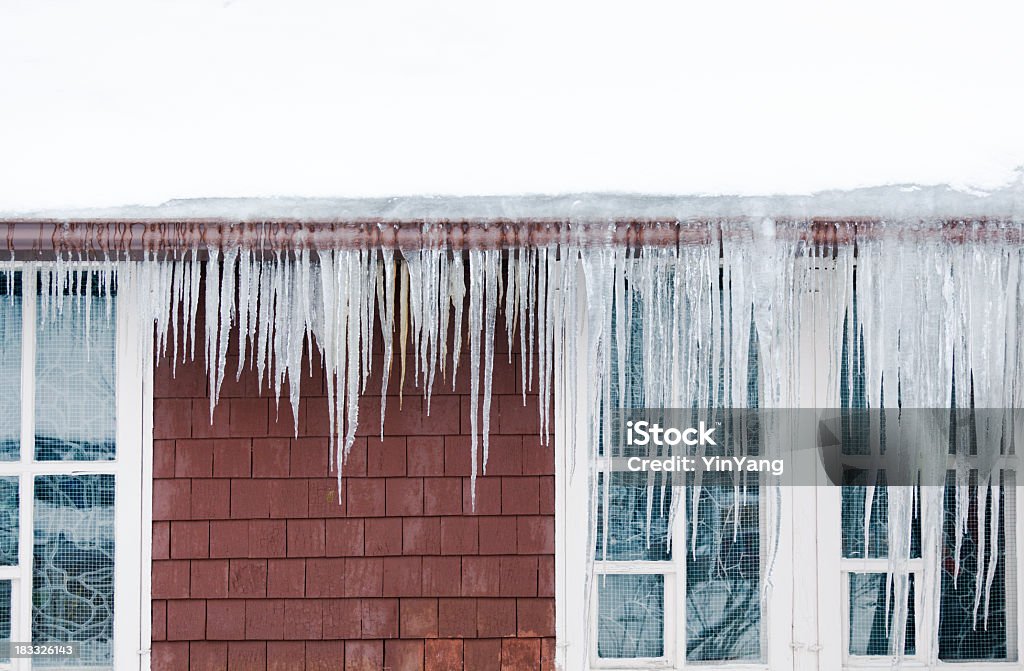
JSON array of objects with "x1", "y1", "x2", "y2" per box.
[
  {"x1": 1010, "y1": 468, "x2": 1023, "y2": 663},
  {"x1": 112, "y1": 271, "x2": 147, "y2": 670},
  {"x1": 672, "y1": 475, "x2": 686, "y2": 667},
  {"x1": 16, "y1": 265, "x2": 35, "y2": 665}
]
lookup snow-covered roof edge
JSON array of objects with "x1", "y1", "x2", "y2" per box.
[{"x1": 5, "y1": 182, "x2": 1024, "y2": 223}]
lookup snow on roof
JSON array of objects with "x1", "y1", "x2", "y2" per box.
[{"x1": 4, "y1": 182, "x2": 1024, "y2": 223}]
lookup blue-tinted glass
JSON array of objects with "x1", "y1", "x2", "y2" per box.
[
  {"x1": 939, "y1": 472, "x2": 1007, "y2": 661},
  {"x1": 686, "y1": 472, "x2": 761, "y2": 661},
  {"x1": 0, "y1": 272, "x2": 21, "y2": 461},
  {"x1": 0, "y1": 477, "x2": 17, "y2": 566},
  {"x1": 595, "y1": 471, "x2": 672, "y2": 561},
  {"x1": 33, "y1": 474, "x2": 115, "y2": 667},
  {"x1": 35, "y1": 275, "x2": 116, "y2": 461},
  {"x1": 597, "y1": 574, "x2": 665, "y2": 658},
  {"x1": 0, "y1": 580, "x2": 10, "y2": 664},
  {"x1": 849, "y1": 573, "x2": 916, "y2": 656}
]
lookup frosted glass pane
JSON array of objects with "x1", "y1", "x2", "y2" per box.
[
  {"x1": 597, "y1": 574, "x2": 665, "y2": 659},
  {"x1": 0, "y1": 478, "x2": 17, "y2": 566},
  {"x1": 35, "y1": 290, "x2": 116, "y2": 461},
  {"x1": 33, "y1": 474, "x2": 115, "y2": 668},
  {"x1": 0, "y1": 273, "x2": 20, "y2": 462}
]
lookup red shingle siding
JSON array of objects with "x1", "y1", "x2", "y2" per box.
[{"x1": 152, "y1": 313, "x2": 556, "y2": 670}]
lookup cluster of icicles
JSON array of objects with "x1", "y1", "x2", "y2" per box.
[{"x1": 11, "y1": 219, "x2": 1024, "y2": 665}]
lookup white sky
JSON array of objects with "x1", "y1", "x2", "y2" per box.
[{"x1": 2, "y1": 0, "x2": 1023, "y2": 212}]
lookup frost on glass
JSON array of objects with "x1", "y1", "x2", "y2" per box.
[
  {"x1": 0, "y1": 477, "x2": 17, "y2": 566},
  {"x1": 595, "y1": 471, "x2": 671, "y2": 562},
  {"x1": 848, "y1": 573, "x2": 916, "y2": 656},
  {"x1": 939, "y1": 473, "x2": 1007, "y2": 661},
  {"x1": 686, "y1": 472, "x2": 761, "y2": 662},
  {"x1": 597, "y1": 574, "x2": 665, "y2": 659},
  {"x1": 33, "y1": 474, "x2": 115, "y2": 668},
  {"x1": 0, "y1": 271, "x2": 20, "y2": 462},
  {"x1": 35, "y1": 277, "x2": 116, "y2": 462}
]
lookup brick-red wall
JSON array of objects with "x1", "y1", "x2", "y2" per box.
[{"x1": 150, "y1": 319, "x2": 556, "y2": 671}]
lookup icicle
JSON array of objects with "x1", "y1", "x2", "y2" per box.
[
  {"x1": 972, "y1": 477, "x2": 990, "y2": 629},
  {"x1": 236, "y1": 247, "x2": 251, "y2": 381},
  {"x1": 525, "y1": 247, "x2": 536, "y2": 394},
  {"x1": 378, "y1": 249, "x2": 396, "y2": 438},
  {"x1": 449, "y1": 253, "x2": 466, "y2": 389},
  {"x1": 187, "y1": 248, "x2": 201, "y2": 363},
  {"x1": 317, "y1": 248, "x2": 339, "y2": 468},
  {"x1": 214, "y1": 246, "x2": 238, "y2": 413},
  {"x1": 437, "y1": 250, "x2": 452, "y2": 381},
  {"x1": 467, "y1": 249, "x2": 485, "y2": 506},
  {"x1": 342, "y1": 249, "x2": 364, "y2": 463},
  {"x1": 517, "y1": 247, "x2": 530, "y2": 403},
  {"x1": 255, "y1": 256, "x2": 273, "y2": 392},
  {"x1": 204, "y1": 247, "x2": 221, "y2": 419},
  {"x1": 863, "y1": 483, "x2": 875, "y2": 559},
  {"x1": 481, "y1": 250, "x2": 499, "y2": 473},
  {"x1": 984, "y1": 474, "x2": 1001, "y2": 628},
  {"x1": 504, "y1": 250, "x2": 516, "y2": 365},
  {"x1": 170, "y1": 253, "x2": 182, "y2": 376},
  {"x1": 399, "y1": 261, "x2": 409, "y2": 408}
]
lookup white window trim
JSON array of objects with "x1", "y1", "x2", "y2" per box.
[
  {"x1": 554, "y1": 261, "x2": 796, "y2": 671},
  {"x1": 555, "y1": 256, "x2": 1024, "y2": 670},
  {"x1": 0, "y1": 263, "x2": 152, "y2": 671}
]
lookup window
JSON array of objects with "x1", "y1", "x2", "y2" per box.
[
  {"x1": 838, "y1": 474, "x2": 1015, "y2": 664},
  {"x1": 555, "y1": 256, "x2": 1022, "y2": 670},
  {"x1": 834, "y1": 282, "x2": 1018, "y2": 666},
  {"x1": 0, "y1": 267, "x2": 150, "y2": 671},
  {"x1": 557, "y1": 260, "x2": 781, "y2": 671},
  {"x1": 586, "y1": 295, "x2": 765, "y2": 668}
]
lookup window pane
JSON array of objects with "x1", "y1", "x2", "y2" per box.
[
  {"x1": 0, "y1": 272, "x2": 20, "y2": 462},
  {"x1": 595, "y1": 471, "x2": 672, "y2": 562},
  {"x1": 33, "y1": 474, "x2": 115, "y2": 668},
  {"x1": 939, "y1": 474, "x2": 1007, "y2": 661},
  {"x1": 35, "y1": 279, "x2": 116, "y2": 461},
  {"x1": 686, "y1": 473, "x2": 761, "y2": 662},
  {"x1": 597, "y1": 574, "x2": 665, "y2": 659},
  {"x1": 848, "y1": 573, "x2": 916, "y2": 656},
  {"x1": 0, "y1": 477, "x2": 17, "y2": 566},
  {"x1": 841, "y1": 476, "x2": 921, "y2": 559},
  {"x1": 0, "y1": 580, "x2": 10, "y2": 665}
]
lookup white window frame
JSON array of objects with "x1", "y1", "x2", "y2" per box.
[
  {"x1": 555, "y1": 260, "x2": 796, "y2": 671},
  {"x1": 819, "y1": 463, "x2": 1023, "y2": 670},
  {"x1": 0, "y1": 263, "x2": 152, "y2": 671},
  {"x1": 555, "y1": 255, "x2": 1024, "y2": 670}
]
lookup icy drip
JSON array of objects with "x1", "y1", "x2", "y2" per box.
[
  {"x1": 7, "y1": 221, "x2": 1023, "y2": 669},
  {"x1": 853, "y1": 225, "x2": 1023, "y2": 663}
]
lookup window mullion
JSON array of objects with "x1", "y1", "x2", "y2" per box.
[
  {"x1": 674, "y1": 485, "x2": 686, "y2": 668},
  {"x1": 18, "y1": 264, "x2": 35, "y2": 466},
  {"x1": 16, "y1": 266, "x2": 35, "y2": 666}
]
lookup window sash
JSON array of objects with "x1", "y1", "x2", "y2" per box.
[
  {"x1": 0, "y1": 264, "x2": 150, "y2": 671},
  {"x1": 557, "y1": 256, "x2": 1024, "y2": 670}
]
